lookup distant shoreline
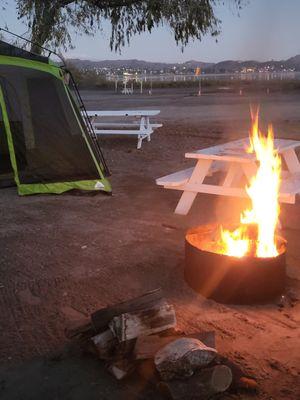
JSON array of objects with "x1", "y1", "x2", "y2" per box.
[{"x1": 68, "y1": 55, "x2": 300, "y2": 74}]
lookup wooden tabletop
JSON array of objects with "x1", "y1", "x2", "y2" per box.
[
  {"x1": 185, "y1": 138, "x2": 300, "y2": 163},
  {"x1": 86, "y1": 110, "x2": 160, "y2": 117}
]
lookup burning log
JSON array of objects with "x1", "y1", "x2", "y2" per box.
[
  {"x1": 157, "y1": 365, "x2": 232, "y2": 400},
  {"x1": 134, "y1": 331, "x2": 215, "y2": 361},
  {"x1": 154, "y1": 338, "x2": 217, "y2": 381},
  {"x1": 242, "y1": 222, "x2": 259, "y2": 257},
  {"x1": 109, "y1": 300, "x2": 176, "y2": 342}
]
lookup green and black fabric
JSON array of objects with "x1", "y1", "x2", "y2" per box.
[{"x1": 0, "y1": 40, "x2": 111, "y2": 195}]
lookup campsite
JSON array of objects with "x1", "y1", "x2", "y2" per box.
[
  {"x1": 1, "y1": 87, "x2": 300, "y2": 399},
  {"x1": 1, "y1": 1, "x2": 300, "y2": 400}
]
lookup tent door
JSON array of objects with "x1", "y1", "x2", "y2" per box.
[{"x1": 0, "y1": 89, "x2": 15, "y2": 188}]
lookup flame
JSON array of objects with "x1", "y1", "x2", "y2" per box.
[{"x1": 219, "y1": 109, "x2": 281, "y2": 258}]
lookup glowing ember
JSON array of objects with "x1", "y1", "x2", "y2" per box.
[{"x1": 218, "y1": 109, "x2": 282, "y2": 258}]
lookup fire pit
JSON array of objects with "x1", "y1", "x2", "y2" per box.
[
  {"x1": 184, "y1": 109, "x2": 288, "y2": 304},
  {"x1": 185, "y1": 224, "x2": 286, "y2": 304}
]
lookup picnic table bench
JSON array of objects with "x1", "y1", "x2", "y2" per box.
[
  {"x1": 156, "y1": 138, "x2": 300, "y2": 215},
  {"x1": 85, "y1": 110, "x2": 162, "y2": 149}
]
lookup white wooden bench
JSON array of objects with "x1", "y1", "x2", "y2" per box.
[
  {"x1": 156, "y1": 162, "x2": 225, "y2": 187},
  {"x1": 156, "y1": 167, "x2": 195, "y2": 187},
  {"x1": 156, "y1": 138, "x2": 300, "y2": 215},
  {"x1": 85, "y1": 110, "x2": 162, "y2": 149}
]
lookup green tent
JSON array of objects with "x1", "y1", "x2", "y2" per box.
[{"x1": 0, "y1": 39, "x2": 111, "y2": 195}]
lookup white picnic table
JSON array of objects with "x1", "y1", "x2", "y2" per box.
[
  {"x1": 121, "y1": 87, "x2": 133, "y2": 95},
  {"x1": 85, "y1": 110, "x2": 162, "y2": 149},
  {"x1": 156, "y1": 138, "x2": 300, "y2": 215}
]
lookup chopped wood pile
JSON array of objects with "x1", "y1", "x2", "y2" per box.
[{"x1": 65, "y1": 288, "x2": 258, "y2": 399}]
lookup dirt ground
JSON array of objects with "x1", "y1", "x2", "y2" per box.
[{"x1": 0, "y1": 89, "x2": 299, "y2": 400}]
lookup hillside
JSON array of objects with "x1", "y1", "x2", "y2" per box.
[{"x1": 68, "y1": 55, "x2": 300, "y2": 74}]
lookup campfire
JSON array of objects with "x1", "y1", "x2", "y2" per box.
[{"x1": 185, "y1": 109, "x2": 287, "y2": 304}]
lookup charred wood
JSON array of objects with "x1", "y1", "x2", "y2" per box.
[
  {"x1": 91, "y1": 288, "x2": 163, "y2": 332},
  {"x1": 109, "y1": 301, "x2": 176, "y2": 342},
  {"x1": 65, "y1": 288, "x2": 163, "y2": 339}
]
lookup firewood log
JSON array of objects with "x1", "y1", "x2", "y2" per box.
[
  {"x1": 91, "y1": 329, "x2": 117, "y2": 359},
  {"x1": 158, "y1": 365, "x2": 233, "y2": 400},
  {"x1": 65, "y1": 288, "x2": 163, "y2": 339},
  {"x1": 109, "y1": 300, "x2": 176, "y2": 342},
  {"x1": 134, "y1": 331, "x2": 215, "y2": 360},
  {"x1": 159, "y1": 329, "x2": 216, "y2": 349},
  {"x1": 214, "y1": 354, "x2": 258, "y2": 392},
  {"x1": 65, "y1": 318, "x2": 94, "y2": 339},
  {"x1": 91, "y1": 288, "x2": 163, "y2": 332},
  {"x1": 155, "y1": 338, "x2": 217, "y2": 381},
  {"x1": 135, "y1": 335, "x2": 179, "y2": 361},
  {"x1": 91, "y1": 330, "x2": 137, "y2": 360}
]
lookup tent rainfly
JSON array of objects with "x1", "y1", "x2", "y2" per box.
[{"x1": 0, "y1": 39, "x2": 111, "y2": 195}]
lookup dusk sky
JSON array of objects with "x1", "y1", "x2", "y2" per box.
[{"x1": 1, "y1": 0, "x2": 300, "y2": 62}]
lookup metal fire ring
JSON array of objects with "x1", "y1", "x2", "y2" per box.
[{"x1": 185, "y1": 224, "x2": 286, "y2": 304}]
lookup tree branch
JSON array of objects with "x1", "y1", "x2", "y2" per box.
[{"x1": 15, "y1": 0, "x2": 244, "y2": 54}]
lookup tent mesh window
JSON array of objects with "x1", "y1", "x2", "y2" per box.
[
  {"x1": 0, "y1": 102, "x2": 15, "y2": 187},
  {"x1": 0, "y1": 66, "x2": 101, "y2": 185}
]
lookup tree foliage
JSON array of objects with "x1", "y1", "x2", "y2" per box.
[{"x1": 14, "y1": 0, "x2": 244, "y2": 54}]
